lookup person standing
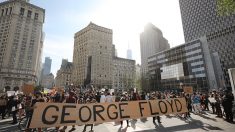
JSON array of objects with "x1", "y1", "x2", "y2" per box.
[
  {"x1": 111, "y1": 92, "x2": 116, "y2": 102},
  {"x1": 191, "y1": 93, "x2": 201, "y2": 114},
  {"x1": 222, "y1": 89, "x2": 234, "y2": 122},
  {"x1": 120, "y1": 94, "x2": 130, "y2": 127},
  {"x1": 0, "y1": 95, "x2": 7, "y2": 119},
  {"x1": 105, "y1": 92, "x2": 113, "y2": 103},
  {"x1": 11, "y1": 95, "x2": 19, "y2": 124},
  {"x1": 60, "y1": 92, "x2": 77, "y2": 132},
  {"x1": 83, "y1": 98, "x2": 95, "y2": 132},
  {"x1": 209, "y1": 93, "x2": 216, "y2": 114},
  {"x1": 215, "y1": 93, "x2": 223, "y2": 118},
  {"x1": 140, "y1": 92, "x2": 146, "y2": 100},
  {"x1": 151, "y1": 93, "x2": 161, "y2": 124},
  {"x1": 100, "y1": 92, "x2": 106, "y2": 103},
  {"x1": 26, "y1": 92, "x2": 45, "y2": 132}
]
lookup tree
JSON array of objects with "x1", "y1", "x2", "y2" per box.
[
  {"x1": 135, "y1": 78, "x2": 141, "y2": 92},
  {"x1": 34, "y1": 85, "x2": 43, "y2": 92},
  {"x1": 217, "y1": 0, "x2": 235, "y2": 16}
]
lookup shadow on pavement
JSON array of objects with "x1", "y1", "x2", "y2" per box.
[
  {"x1": 0, "y1": 120, "x2": 20, "y2": 132},
  {"x1": 134, "y1": 118, "x2": 223, "y2": 132},
  {"x1": 118, "y1": 126, "x2": 128, "y2": 132},
  {"x1": 130, "y1": 119, "x2": 137, "y2": 129},
  {"x1": 197, "y1": 114, "x2": 217, "y2": 122}
]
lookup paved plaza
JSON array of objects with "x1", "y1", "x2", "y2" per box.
[{"x1": 0, "y1": 112, "x2": 234, "y2": 132}]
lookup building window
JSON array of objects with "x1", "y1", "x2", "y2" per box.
[
  {"x1": 20, "y1": 8, "x2": 24, "y2": 16},
  {"x1": 9, "y1": 7, "x2": 12, "y2": 14},
  {"x1": 5, "y1": 8, "x2": 8, "y2": 15},
  {"x1": 34, "y1": 13, "x2": 38, "y2": 20},
  {"x1": 27, "y1": 10, "x2": 32, "y2": 18},
  {"x1": 1, "y1": 9, "x2": 4, "y2": 16}
]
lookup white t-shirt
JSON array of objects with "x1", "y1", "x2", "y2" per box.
[
  {"x1": 100, "y1": 95, "x2": 106, "y2": 103},
  {"x1": 105, "y1": 95, "x2": 113, "y2": 103}
]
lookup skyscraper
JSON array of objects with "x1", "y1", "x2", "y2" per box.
[
  {"x1": 0, "y1": 0, "x2": 45, "y2": 91},
  {"x1": 126, "y1": 44, "x2": 132, "y2": 60},
  {"x1": 140, "y1": 23, "x2": 170, "y2": 90},
  {"x1": 72, "y1": 22, "x2": 113, "y2": 88},
  {"x1": 179, "y1": 0, "x2": 235, "y2": 88},
  {"x1": 43, "y1": 57, "x2": 52, "y2": 75}
]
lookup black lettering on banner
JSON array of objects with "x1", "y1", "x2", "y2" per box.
[
  {"x1": 174, "y1": 99, "x2": 182, "y2": 112},
  {"x1": 107, "y1": 104, "x2": 118, "y2": 120},
  {"x1": 148, "y1": 101, "x2": 159, "y2": 115},
  {"x1": 61, "y1": 105, "x2": 76, "y2": 124},
  {"x1": 166, "y1": 100, "x2": 174, "y2": 112},
  {"x1": 93, "y1": 105, "x2": 105, "y2": 121},
  {"x1": 79, "y1": 106, "x2": 92, "y2": 122},
  {"x1": 119, "y1": 103, "x2": 130, "y2": 118},
  {"x1": 42, "y1": 105, "x2": 59, "y2": 125},
  {"x1": 158, "y1": 101, "x2": 167, "y2": 114},
  {"x1": 139, "y1": 101, "x2": 147, "y2": 117}
]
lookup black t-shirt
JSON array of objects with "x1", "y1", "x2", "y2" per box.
[
  {"x1": 66, "y1": 97, "x2": 76, "y2": 103},
  {"x1": 31, "y1": 98, "x2": 45, "y2": 107}
]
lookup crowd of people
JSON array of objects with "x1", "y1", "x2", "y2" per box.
[{"x1": 0, "y1": 87, "x2": 234, "y2": 132}]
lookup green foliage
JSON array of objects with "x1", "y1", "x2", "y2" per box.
[
  {"x1": 34, "y1": 85, "x2": 43, "y2": 92},
  {"x1": 217, "y1": 0, "x2": 235, "y2": 16}
]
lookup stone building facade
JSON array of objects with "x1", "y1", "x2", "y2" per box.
[
  {"x1": 0, "y1": 0, "x2": 45, "y2": 91},
  {"x1": 112, "y1": 56, "x2": 135, "y2": 91},
  {"x1": 72, "y1": 22, "x2": 113, "y2": 88},
  {"x1": 55, "y1": 59, "x2": 73, "y2": 88}
]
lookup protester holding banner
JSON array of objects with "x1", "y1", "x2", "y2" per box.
[
  {"x1": 149, "y1": 93, "x2": 161, "y2": 124},
  {"x1": 82, "y1": 97, "x2": 96, "y2": 132},
  {"x1": 120, "y1": 94, "x2": 130, "y2": 127},
  {"x1": 60, "y1": 91, "x2": 77, "y2": 132},
  {"x1": 26, "y1": 91, "x2": 45, "y2": 132}
]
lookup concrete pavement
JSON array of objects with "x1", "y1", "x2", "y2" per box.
[{"x1": 0, "y1": 112, "x2": 234, "y2": 132}]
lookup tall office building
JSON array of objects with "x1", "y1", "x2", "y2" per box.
[
  {"x1": 72, "y1": 22, "x2": 113, "y2": 88},
  {"x1": 179, "y1": 0, "x2": 235, "y2": 88},
  {"x1": 140, "y1": 23, "x2": 170, "y2": 90},
  {"x1": 148, "y1": 37, "x2": 217, "y2": 92},
  {"x1": 43, "y1": 57, "x2": 52, "y2": 75},
  {"x1": 0, "y1": 0, "x2": 45, "y2": 91},
  {"x1": 126, "y1": 44, "x2": 132, "y2": 59}
]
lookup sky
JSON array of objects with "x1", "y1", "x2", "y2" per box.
[{"x1": 30, "y1": 0, "x2": 185, "y2": 75}]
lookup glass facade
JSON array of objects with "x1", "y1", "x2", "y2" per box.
[{"x1": 148, "y1": 39, "x2": 211, "y2": 92}]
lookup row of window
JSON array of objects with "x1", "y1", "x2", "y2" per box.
[
  {"x1": 1, "y1": 7, "x2": 12, "y2": 16},
  {"x1": 20, "y1": 8, "x2": 39, "y2": 20}
]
